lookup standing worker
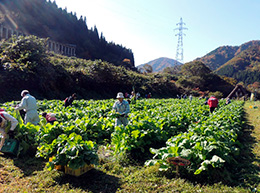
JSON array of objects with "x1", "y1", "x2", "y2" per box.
[
  {"x1": 64, "y1": 93, "x2": 77, "y2": 108},
  {"x1": 112, "y1": 92, "x2": 130, "y2": 127},
  {"x1": 0, "y1": 109, "x2": 18, "y2": 149},
  {"x1": 130, "y1": 91, "x2": 136, "y2": 104},
  {"x1": 147, "y1": 93, "x2": 152, "y2": 99},
  {"x1": 189, "y1": 94, "x2": 193, "y2": 101},
  {"x1": 15, "y1": 90, "x2": 40, "y2": 125},
  {"x1": 207, "y1": 95, "x2": 219, "y2": 113}
]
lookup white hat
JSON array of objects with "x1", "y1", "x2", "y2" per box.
[
  {"x1": 116, "y1": 92, "x2": 124, "y2": 99},
  {"x1": 21, "y1": 90, "x2": 29, "y2": 97}
]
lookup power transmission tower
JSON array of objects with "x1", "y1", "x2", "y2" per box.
[{"x1": 174, "y1": 17, "x2": 188, "y2": 64}]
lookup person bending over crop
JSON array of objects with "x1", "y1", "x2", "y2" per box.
[
  {"x1": 42, "y1": 112, "x2": 57, "y2": 124},
  {"x1": 207, "y1": 95, "x2": 218, "y2": 113},
  {"x1": 112, "y1": 92, "x2": 130, "y2": 126},
  {"x1": 64, "y1": 93, "x2": 76, "y2": 108},
  {"x1": 0, "y1": 109, "x2": 18, "y2": 149},
  {"x1": 15, "y1": 90, "x2": 40, "y2": 125},
  {"x1": 225, "y1": 98, "x2": 231, "y2": 105}
]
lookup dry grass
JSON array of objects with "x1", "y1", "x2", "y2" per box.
[{"x1": 245, "y1": 101, "x2": 260, "y2": 157}]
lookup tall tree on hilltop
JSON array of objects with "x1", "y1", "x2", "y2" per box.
[
  {"x1": 181, "y1": 61, "x2": 211, "y2": 77},
  {"x1": 143, "y1": 64, "x2": 153, "y2": 73},
  {"x1": 0, "y1": 0, "x2": 135, "y2": 69}
]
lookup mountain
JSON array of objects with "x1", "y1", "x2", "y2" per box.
[
  {"x1": 215, "y1": 45, "x2": 260, "y2": 85},
  {"x1": 195, "y1": 40, "x2": 260, "y2": 85},
  {"x1": 0, "y1": 0, "x2": 135, "y2": 69},
  {"x1": 137, "y1": 57, "x2": 182, "y2": 72},
  {"x1": 196, "y1": 40, "x2": 260, "y2": 71},
  {"x1": 0, "y1": 0, "x2": 247, "y2": 100}
]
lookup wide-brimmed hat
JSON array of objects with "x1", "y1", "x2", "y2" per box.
[{"x1": 116, "y1": 92, "x2": 124, "y2": 99}]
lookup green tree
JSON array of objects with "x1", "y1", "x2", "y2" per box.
[
  {"x1": 162, "y1": 66, "x2": 181, "y2": 75},
  {"x1": 0, "y1": 35, "x2": 47, "y2": 70},
  {"x1": 181, "y1": 61, "x2": 211, "y2": 77},
  {"x1": 143, "y1": 64, "x2": 153, "y2": 73}
]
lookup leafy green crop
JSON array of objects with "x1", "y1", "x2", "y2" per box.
[
  {"x1": 145, "y1": 101, "x2": 245, "y2": 180},
  {"x1": 1, "y1": 98, "x2": 246, "y2": 178}
]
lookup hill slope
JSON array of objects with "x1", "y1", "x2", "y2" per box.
[
  {"x1": 0, "y1": 0, "x2": 135, "y2": 69},
  {"x1": 196, "y1": 40, "x2": 260, "y2": 71},
  {"x1": 0, "y1": 36, "x2": 183, "y2": 102},
  {"x1": 195, "y1": 40, "x2": 260, "y2": 85},
  {"x1": 215, "y1": 45, "x2": 260, "y2": 84},
  {"x1": 137, "y1": 57, "x2": 181, "y2": 72}
]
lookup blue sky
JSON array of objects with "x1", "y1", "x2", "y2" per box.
[{"x1": 52, "y1": 0, "x2": 260, "y2": 67}]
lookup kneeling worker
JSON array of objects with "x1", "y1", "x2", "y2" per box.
[
  {"x1": 0, "y1": 109, "x2": 18, "y2": 149},
  {"x1": 42, "y1": 112, "x2": 57, "y2": 124}
]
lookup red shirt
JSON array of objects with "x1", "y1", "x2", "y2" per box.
[
  {"x1": 207, "y1": 97, "x2": 218, "y2": 108},
  {"x1": 45, "y1": 113, "x2": 57, "y2": 122}
]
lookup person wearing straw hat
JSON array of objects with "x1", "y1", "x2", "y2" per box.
[
  {"x1": 112, "y1": 92, "x2": 130, "y2": 126},
  {"x1": 15, "y1": 90, "x2": 40, "y2": 125}
]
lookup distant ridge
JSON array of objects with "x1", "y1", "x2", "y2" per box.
[
  {"x1": 195, "y1": 40, "x2": 260, "y2": 85},
  {"x1": 137, "y1": 57, "x2": 182, "y2": 72},
  {"x1": 196, "y1": 40, "x2": 260, "y2": 71}
]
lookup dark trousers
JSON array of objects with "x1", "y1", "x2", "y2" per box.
[{"x1": 210, "y1": 107, "x2": 216, "y2": 113}]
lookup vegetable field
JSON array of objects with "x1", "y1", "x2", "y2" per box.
[{"x1": 1, "y1": 98, "x2": 259, "y2": 192}]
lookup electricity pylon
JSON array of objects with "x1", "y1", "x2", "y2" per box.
[{"x1": 174, "y1": 17, "x2": 188, "y2": 64}]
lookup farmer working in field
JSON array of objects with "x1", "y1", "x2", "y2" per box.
[
  {"x1": 112, "y1": 92, "x2": 130, "y2": 126},
  {"x1": 226, "y1": 97, "x2": 231, "y2": 105},
  {"x1": 0, "y1": 109, "x2": 18, "y2": 149},
  {"x1": 42, "y1": 112, "x2": 57, "y2": 124},
  {"x1": 64, "y1": 93, "x2": 76, "y2": 108},
  {"x1": 207, "y1": 95, "x2": 219, "y2": 113},
  {"x1": 15, "y1": 90, "x2": 40, "y2": 125}
]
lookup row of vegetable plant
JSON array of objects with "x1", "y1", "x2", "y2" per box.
[
  {"x1": 145, "y1": 100, "x2": 245, "y2": 182},
  {"x1": 0, "y1": 98, "x2": 244, "y2": 179}
]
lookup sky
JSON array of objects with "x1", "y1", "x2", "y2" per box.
[{"x1": 52, "y1": 0, "x2": 260, "y2": 67}]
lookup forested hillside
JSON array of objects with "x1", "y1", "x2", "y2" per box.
[
  {"x1": 196, "y1": 40, "x2": 260, "y2": 86},
  {"x1": 0, "y1": 0, "x2": 241, "y2": 101},
  {"x1": 0, "y1": 36, "x2": 234, "y2": 102},
  {"x1": 0, "y1": 0, "x2": 135, "y2": 69},
  {"x1": 0, "y1": 36, "x2": 181, "y2": 102},
  {"x1": 215, "y1": 45, "x2": 260, "y2": 85},
  {"x1": 197, "y1": 40, "x2": 260, "y2": 71}
]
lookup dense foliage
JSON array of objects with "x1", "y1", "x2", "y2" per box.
[
  {"x1": 216, "y1": 45, "x2": 260, "y2": 85},
  {"x1": 197, "y1": 40, "x2": 260, "y2": 86},
  {"x1": 145, "y1": 100, "x2": 245, "y2": 183},
  {"x1": 197, "y1": 40, "x2": 260, "y2": 71},
  {"x1": 174, "y1": 61, "x2": 234, "y2": 96},
  {"x1": 0, "y1": 0, "x2": 135, "y2": 68},
  {"x1": 0, "y1": 35, "x2": 181, "y2": 102},
  {"x1": 0, "y1": 97, "x2": 247, "y2": 184}
]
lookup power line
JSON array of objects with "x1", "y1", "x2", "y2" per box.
[{"x1": 174, "y1": 17, "x2": 188, "y2": 64}]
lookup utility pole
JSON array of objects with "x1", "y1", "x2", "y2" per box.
[{"x1": 174, "y1": 17, "x2": 188, "y2": 64}]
